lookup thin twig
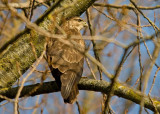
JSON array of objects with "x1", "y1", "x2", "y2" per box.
[
  {"x1": 94, "y1": 3, "x2": 160, "y2": 10},
  {"x1": 76, "y1": 101, "x2": 82, "y2": 114},
  {"x1": 130, "y1": 0, "x2": 159, "y2": 32},
  {"x1": 86, "y1": 9, "x2": 102, "y2": 80},
  {"x1": 85, "y1": 58, "x2": 97, "y2": 79}
]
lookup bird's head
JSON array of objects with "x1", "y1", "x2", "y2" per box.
[{"x1": 67, "y1": 17, "x2": 88, "y2": 31}]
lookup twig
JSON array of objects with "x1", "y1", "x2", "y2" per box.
[
  {"x1": 94, "y1": 3, "x2": 160, "y2": 10},
  {"x1": 76, "y1": 101, "x2": 82, "y2": 114},
  {"x1": 85, "y1": 58, "x2": 97, "y2": 79},
  {"x1": 130, "y1": 0, "x2": 159, "y2": 32},
  {"x1": 86, "y1": 9, "x2": 102, "y2": 80}
]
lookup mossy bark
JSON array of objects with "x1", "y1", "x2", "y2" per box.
[{"x1": 0, "y1": 78, "x2": 160, "y2": 113}]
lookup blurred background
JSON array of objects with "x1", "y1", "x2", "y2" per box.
[{"x1": 0, "y1": 0, "x2": 160, "y2": 113}]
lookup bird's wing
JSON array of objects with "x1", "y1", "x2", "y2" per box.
[
  {"x1": 62, "y1": 44, "x2": 84, "y2": 63},
  {"x1": 47, "y1": 39, "x2": 84, "y2": 72},
  {"x1": 47, "y1": 37, "x2": 85, "y2": 103}
]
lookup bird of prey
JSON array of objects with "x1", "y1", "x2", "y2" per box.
[{"x1": 46, "y1": 17, "x2": 87, "y2": 104}]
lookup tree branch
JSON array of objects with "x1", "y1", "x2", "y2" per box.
[{"x1": 0, "y1": 78, "x2": 160, "y2": 113}]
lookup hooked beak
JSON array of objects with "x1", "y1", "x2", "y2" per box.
[{"x1": 83, "y1": 22, "x2": 88, "y2": 27}]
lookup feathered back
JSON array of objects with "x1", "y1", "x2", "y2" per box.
[{"x1": 46, "y1": 17, "x2": 87, "y2": 103}]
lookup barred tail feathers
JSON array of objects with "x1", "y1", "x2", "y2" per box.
[{"x1": 60, "y1": 71, "x2": 79, "y2": 104}]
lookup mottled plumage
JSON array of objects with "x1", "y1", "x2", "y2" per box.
[{"x1": 46, "y1": 17, "x2": 87, "y2": 103}]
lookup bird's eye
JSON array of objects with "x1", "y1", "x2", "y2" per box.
[{"x1": 76, "y1": 19, "x2": 83, "y2": 22}]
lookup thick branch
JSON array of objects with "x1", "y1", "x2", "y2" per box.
[{"x1": 0, "y1": 78, "x2": 160, "y2": 113}]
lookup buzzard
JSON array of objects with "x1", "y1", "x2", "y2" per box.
[{"x1": 46, "y1": 17, "x2": 87, "y2": 104}]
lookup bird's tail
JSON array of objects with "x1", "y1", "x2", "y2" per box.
[{"x1": 64, "y1": 84, "x2": 79, "y2": 104}]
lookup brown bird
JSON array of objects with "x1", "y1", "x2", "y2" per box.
[{"x1": 46, "y1": 17, "x2": 87, "y2": 104}]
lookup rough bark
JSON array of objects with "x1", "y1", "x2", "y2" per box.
[{"x1": 0, "y1": 78, "x2": 160, "y2": 113}]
